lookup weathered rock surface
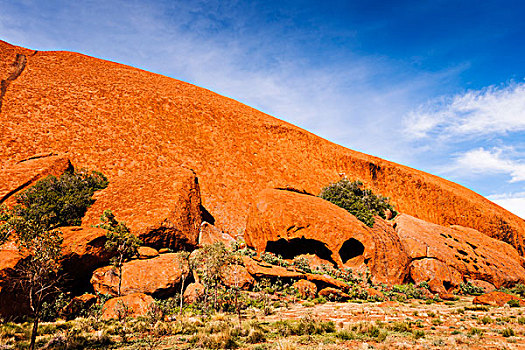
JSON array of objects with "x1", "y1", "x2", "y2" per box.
[
  {"x1": 473, "y1": 291, "x2": 524, "y2": 307},
  {"x1": 0, "y1": 154, "x2": 72, "y2": 206},
  {"x1": 83, "y1": 167, "x2": 202, "y2": 250},
  {"x1": 395, "y1": 214, "x2": 525, "y2": 292},
  {"x1": 1, "y1": 40, "x2": 522, "y2": 255},
  {"x1": 101, "y1": 293, "x2": 154, "y2": 320},
  {"x1": 91, "y1": 253, "x2": 190, "y2": 297},
  {"x1": 199, "y1": 222, "x2": 235, "y2": 247},
  {"x1": 293, "y1": 280, "x2": 317, "y2": 299},
  {"x1": 220, "y1": 264, "x2": 254, "y2": 290},
  {"x1": 184, "y1": 282, "x2": 205, "y2": 304},
  {"x1": 245, "y1": 189, "x2": 408, "y2": 285},
  {"x1": 305, "y1": 273, "x2": 350, "y2": 292},
  {"x1": 468, "y1": 279, "x2": 496, "y2": 293}
]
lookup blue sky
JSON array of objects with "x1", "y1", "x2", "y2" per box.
[{"x1": 1, "y1": 0, "x2": 524, "y2": 218}]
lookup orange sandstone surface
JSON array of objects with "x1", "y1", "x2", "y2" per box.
[{"x1": 1, "y1": 40, "x2": 524, "y2": 254}]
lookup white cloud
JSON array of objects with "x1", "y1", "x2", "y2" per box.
[
  {"x1": 488, "y1": 192, "x2": 525, "y2": 219},
  {"x1": 405, "y1": 82, "x2": 525, "y2": 139},
  {"x1": 445, "y1": 147, "x2": 525, "y2": 183}
]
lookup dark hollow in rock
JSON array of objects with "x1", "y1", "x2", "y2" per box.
[
  {"x1": 339, "y1": 238, "x2": 365, "y2": 264},
  {"x1": 265, "y1": 238, "x2": 335, "y2": 265}
]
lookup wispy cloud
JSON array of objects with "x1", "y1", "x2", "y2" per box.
[
  {"x1": 444, "y1": 147, "x2": 525, "y2": 183},
  {"x1": 404, "y1": 82, "x2": 525, "y2": 139},
  {"x1": 0, "y1": 0, "x2": 460, "y2": 163},
  {"x1": 488, "y1": 192, "x2": 525, "y2": 219}
]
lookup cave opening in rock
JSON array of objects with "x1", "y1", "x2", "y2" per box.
[
  {"x1": 265, "y1": 238, "x2": 335, "y2": 264},
  {"x1": 339, "y1": 238, "x2": 365, "y2": 264}
]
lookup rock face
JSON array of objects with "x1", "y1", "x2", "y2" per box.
[
  {"x1": 245, "y1": 189, "x2": 408, "y2": 284},
  {"x1": 395, "y1": 214, "x2": 525, "y2": 292},
  {"x1": 1, "y1": 40, "x2": 523, "y2": 255},
  {"x1": 83, "y1": 167, "x2": 202, "y2": 250},
  {"x1": 101, "y1": 293, "x2": 154, "y2": 320},
  {"x1": 91, "y1": 253, "x2": 190, "y2": 297},
  {"x1": 0, "y1": 154, "x2": 72, "y2": 206},
  {"x1": 199, "y1": 222, "x2": 236, "y2": 247}
]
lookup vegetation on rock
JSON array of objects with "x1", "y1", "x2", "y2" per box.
[
  {"x1": 13, "y1": 169, "x2": 108, "y2": 230},
  {"x1": 319, "y1": 178, "x2": 397, "y2": 227}
]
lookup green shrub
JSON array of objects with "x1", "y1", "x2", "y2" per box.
[
  {"x1": 319, "y1": 179, "x2": 396, "y2": 227},
  {"x1": 507, "y1": 299, "x2": 521, "y2": 308},
  {"x1": 459, "y1": 282, "x2": 485, "y2": 296},
  {"x1": 501, "y1": 327, "x2": 515, "y2": 337},
  {"x1": 14, "y1": 169, "x2": 108, "y2": 229}
]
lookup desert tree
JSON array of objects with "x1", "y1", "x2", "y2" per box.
[
  {"x1": 99, "y1": 210, "x2": 141, "y2": 296},
  {"x1": 0, "y1": 209, "x2": 63, "y2": 350}
]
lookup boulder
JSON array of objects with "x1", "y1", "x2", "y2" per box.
[
  {"x1": 0, "y1": 154, "x2": 72, "y2": 206},
  {"x1": 59, "y1": 226, "x2": 114, "y2": 291},
  {"x1": 395, "y1": 214, "x2": 525, "y2": 292},
  {"x1": 318, "y1": 287, "x2": 350, "y2": 301},
  {"x1": 305, "y1": 273, "x2": 349, "y2": 292},
  {"x1": 293, "y1": 280, "x2": 317, "y2": 299},
  {"x1": 91, "y1": 253, "x2": 190, "y2": 297},
  {"x1": 61, "y1": 294, "x2": 97, "y2": 319},
  {"x1": 220, "y1": 264, "x2": 254, "y2": 290},
  {"x1": 101, "y1": 293, "x2": 154, "y2": 320},
  {"x1": 244, "y1": 189, "x2": 408, "y2": 285},
  {"x1": 242, "y1": 256, "x2": 304, "y2": 279},
  {"x1": 183, "y1": 282, "x2": 205, "y2": 304},
  {"x1": 199, "y1": 222, "x2": 235, "y2": 247},
  {"x1": 366, "y1": 288, "x2": 385, "y2": 300},
  {"x1": 83, "y1": 167, "x2": 202, "y2": 250},
  {"x1": 473, "y1": 291, "x2": 524, "y2": 307},
  {"x1": 137, "y1": 246, "x2": 159, "y2": 259}
]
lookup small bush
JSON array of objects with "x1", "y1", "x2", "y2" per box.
[
  {"x1": 413, "y1": 329, "x2": 425, "y2": 339},
  {"x1": 319, "y1": 178, "x2": 396, "y2": 227},
  {"x1": 468, "y1": 327, "x2": 484, "y2": 337},
  {"x1": 459, "y1": 282, "x2": 485, "y2": 296},
  {"x1": 507, "y1": 299, "x2": 521, "y2": 308},
  {"x1": 501, "y1": 327, "x2": 515, "y2": 337}
]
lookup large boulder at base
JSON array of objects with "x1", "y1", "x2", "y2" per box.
[
  {"x1": 293, "y1": 280, "x2": 317, "y2": 299},
  {"x1": 183, "y1": 282, "x2": 205, "y2": 304},
  {"x1": 137, "y1": 246, "x2": 159, "y2": 259},
  {"x1": 467, "y1": 279, "x2": 496, "y2": 293},
  {"x1": 245, "y1": 189, "x2": 408, "y2": 284},
  {"x1": 82, "y1": 166, "x2": 202, "y2": 250},
  {"x1": 220, "y1": 264, "x2": 255, "y2": 290},
  {"x1": 91, "y1": 253, "x2": 190, "y2": 297},
  {"x1": 0, "y1": 154, "x2": 72, "y2": 206},
  {"x1": 199, "y1": 222, "x2": 235, "y2": 247},
  {"x1": 101, "y1": 293, "x2": 154, "y2": 320},
  {"x1": 473, "y1": 291, "x2": 525, "y2": 307},
  {"x1": 59, "y1": 226, "x2": 114, "y2": 292},
  {"x1": 395, "y1": 214, "x2": 525, "y2": 293}
]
